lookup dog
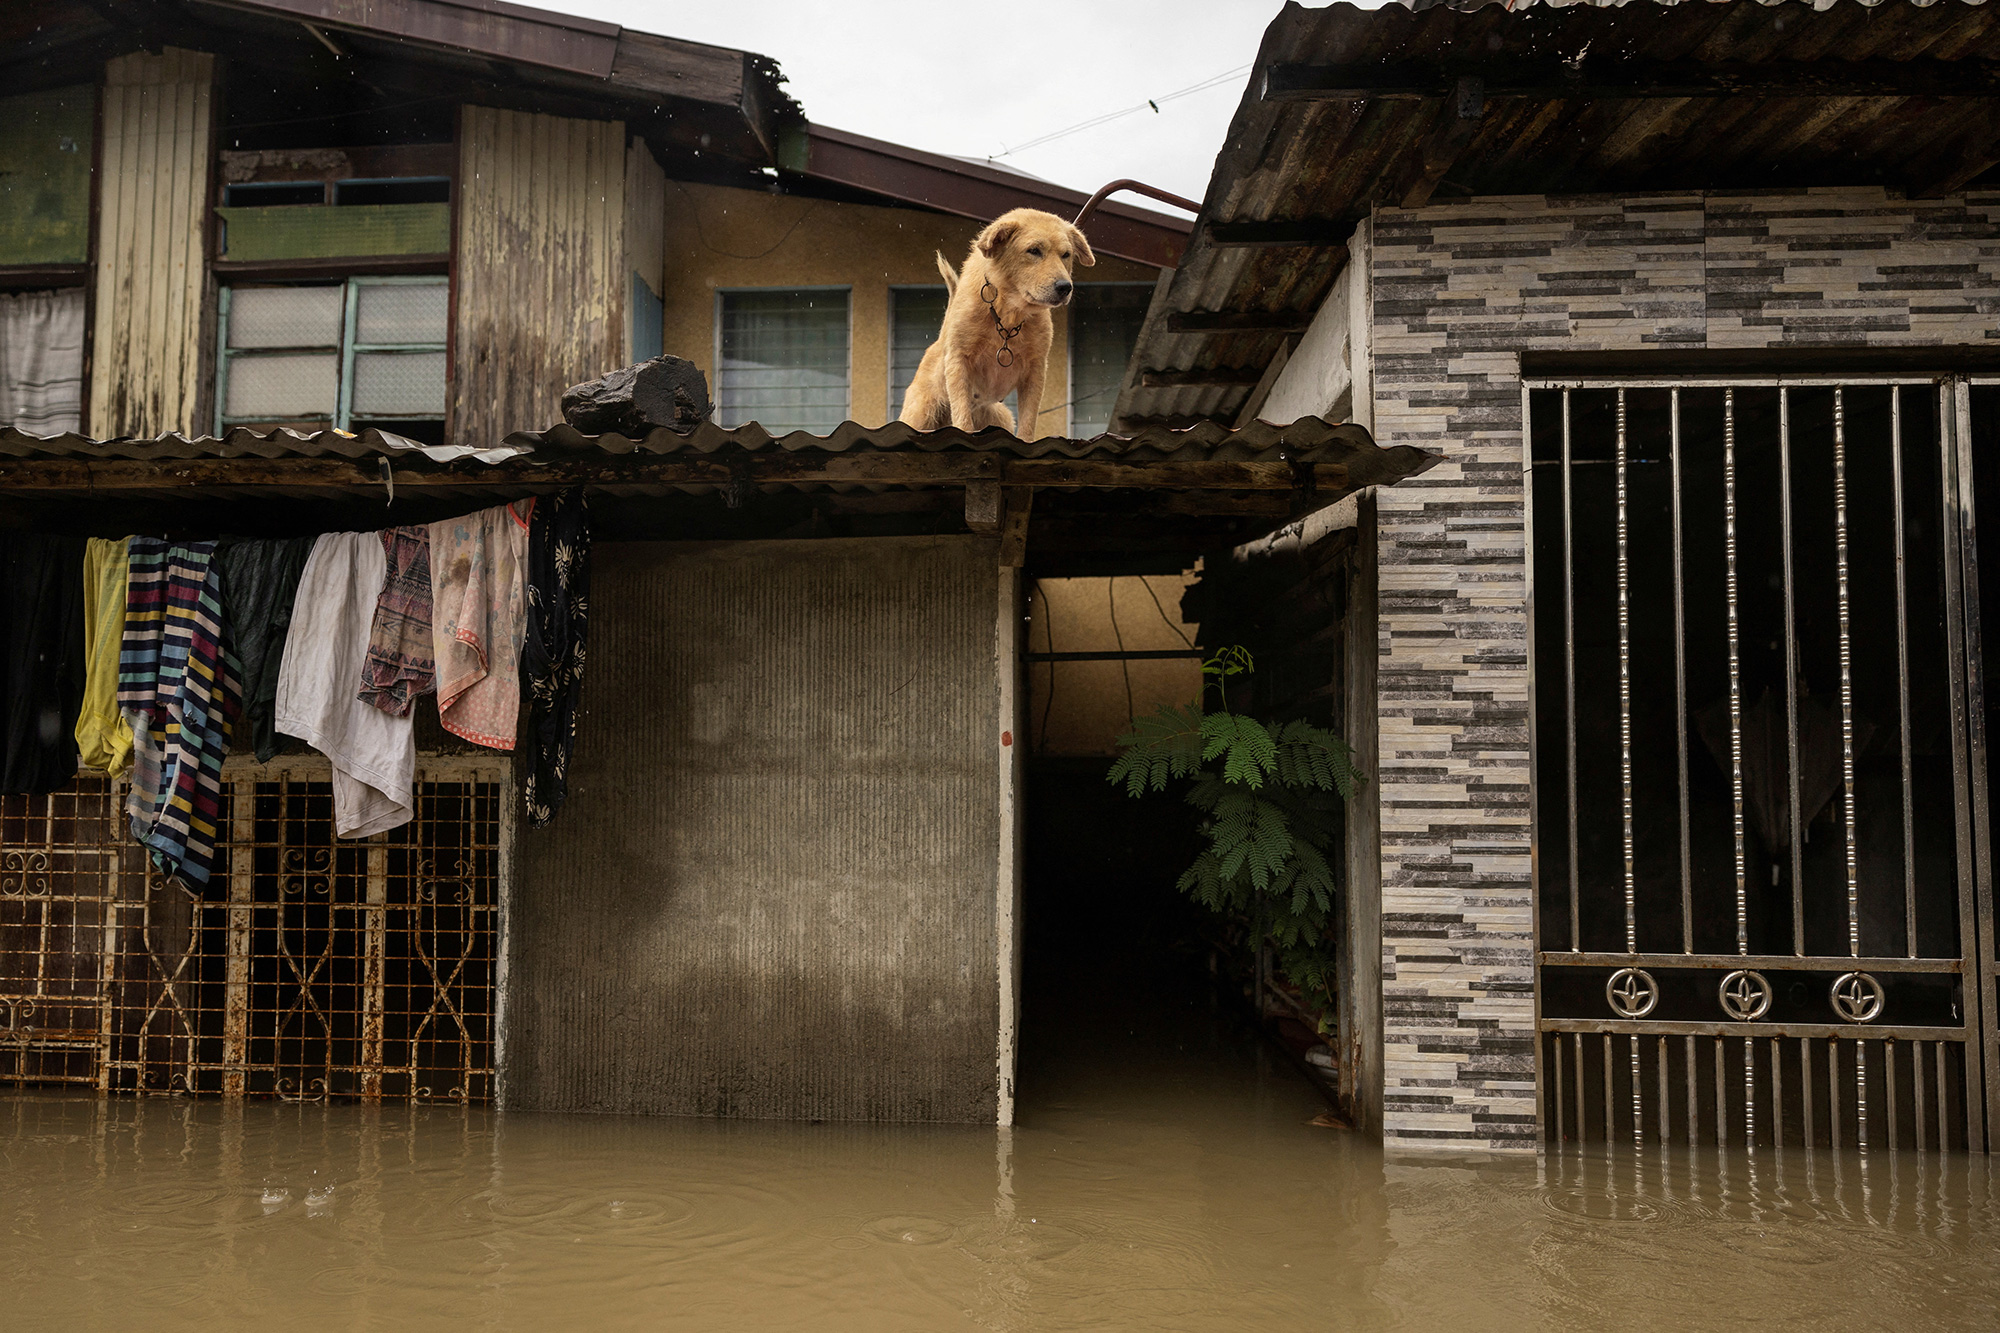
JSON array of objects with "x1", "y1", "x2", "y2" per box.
[{"x1": 898, "y1": 208, "x2": 1095, "y2": 438}]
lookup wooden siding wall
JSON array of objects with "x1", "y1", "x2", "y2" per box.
[
  {"x1": 624, "y1": 136, "x2": 666, "y2": 362},
  {"x1": 453, "y1": 107, "x2": 625, "y2": 449},
  {"x1": 88, "y1": 48, "x2": 214, "y2": 438}
]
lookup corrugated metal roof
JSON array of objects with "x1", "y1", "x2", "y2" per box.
[
  {"x1": 506, "y1": 415, "x2": 1380, "y2": 464},
  {"x1": 1113, "y1": 0, "x2": 2000, "y2": 429},
  {"x1": 0, "y1": 414, "x2": 1424, "y2": 483}
]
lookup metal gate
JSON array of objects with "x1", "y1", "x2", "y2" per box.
[
  {"x1": 0, "y1": 757, "x2": 503, "y2": 1103},
  {"x1": 1526, "y1": 377, "x2": 1999, "y2": 1152}
]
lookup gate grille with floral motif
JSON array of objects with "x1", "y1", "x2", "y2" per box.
[
  {"x1": 1527, "y1": 378, "x2": 1999, "y2": 1154},
  {"x1": 0, "y1": 759, "x2": 502, "y2": 1104}
]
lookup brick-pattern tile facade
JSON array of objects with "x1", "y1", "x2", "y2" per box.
[{"x1": 1369, "y1": 187, "x2": 2000, "y2": 1151}]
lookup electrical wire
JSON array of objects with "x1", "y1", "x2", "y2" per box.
[
  {"x1": 1033, "y1": 579, "x2": 1056, "y2": 755},
  {"x1": 670, "y1": 179, "x2": 824, "y2": 261},
  {"x1": 1138, "y1": 574, "x2": 1195, "y2": 650},
  {"x1": 1108, "y1": 579, "x2": 1134, "y2": 725},
  {"x1": 991, "y1": 63, "x2": 1254, "y2": 162}
]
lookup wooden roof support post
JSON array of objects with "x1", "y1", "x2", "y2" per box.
[
  {"x1": 998, "y1": 486, "x2": 1033, "y2": 568},
  {"x1": 965, "y1": 478, "x2": 1002, "y2": 533}
]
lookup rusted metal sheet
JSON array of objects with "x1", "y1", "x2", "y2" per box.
[
  {"x1": 452, "y1": 106, "x2": 626, "y2": 452},
  {"x1": 88, "y1": 48, "x2": 214, "y2": 439},
  {"x1": 219, "y1": 0, "x2": 622, "y2": 78},
  {"x1": 793, "y1": 125, "x2": 1192, "y2": 270}
]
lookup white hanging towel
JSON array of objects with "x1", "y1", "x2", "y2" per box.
[{"x1": 274, "y1": 531, "x2": 415, "y2": 837}]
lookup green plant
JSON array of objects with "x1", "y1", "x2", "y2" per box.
[{"x1": 1107, "y1": 646, "x2": 1364, "y2": 1013}]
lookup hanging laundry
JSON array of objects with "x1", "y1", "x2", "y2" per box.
[
  {"x1": 74, "y1": 537, "x2": 134, "y2": 776},
  {"x1": 1, "y1": 533, "x2": 86, "y2": 794},
  {"x1": 522, "y1": 489, "x2": 591, "y2": 826},
  {"x1": 359, "y1": 525, "x2": 435, "y2": 717},
  {"x1": 215, "y1": 536, "x2": 313, "y2": 764},
  {"x1": 430, "y1": 499, "x2": 533, "y2": 751},
  {"x1": 275, "y1": 532, "x2": 415, "y2": 839},
  {"x1": 114, "y1": 538, "x2": 240, "y2": 887}
]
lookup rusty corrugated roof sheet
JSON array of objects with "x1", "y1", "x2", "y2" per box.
[
  {"x1": 1113, "y1": 0, "x2": 2000, "y2": 430},
  {"x1": 0, "y1": 416, "x2": 1379, "y2": 467}
]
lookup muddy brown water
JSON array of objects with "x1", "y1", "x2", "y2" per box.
[
  {"x1": 6, "y1": 1030, "x2": 1997, "y2": 1330},
  {"x1": 7, "y1": 797, "x2": 1997, "y2": 1331}
]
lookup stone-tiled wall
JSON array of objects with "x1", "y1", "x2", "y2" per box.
[{"x1": 1368, "y1": 187, "x2": 2000, "y2": 1151}]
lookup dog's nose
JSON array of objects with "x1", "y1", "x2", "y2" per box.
[{"x1": 1053, "y1": 279, "x2": 1073, "y2": 301}]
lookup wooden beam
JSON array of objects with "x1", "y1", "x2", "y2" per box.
[
  {"x1": 998, "y1": 486, "x2": 1032, "y2": 568},
  {"x1": 1264, "y1": 57, "x2": 2000, "y2": 103},
  {"x1": 1140, "y1": 366, "x2": 1268, "y2": 388},
  {"x1": 1206, "y1": 220, "x2": 1355, "y2": 248},
  {"x1": 0, "y1": 452, "x2": 1353, "y2": 493},
  {"x1": 964, "y1": 478, "x2": 1001, "y2": 532},
  {"x1": 1166, "y1": 311, "x2": 1314, "y2": 334},
  {"x1": 1907, "y1": 98, "x2": 2000, "y2": 198}
]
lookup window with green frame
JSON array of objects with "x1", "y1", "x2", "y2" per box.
[{"x1": 216, "y1": 275, "x2": 448, "y2": 442}]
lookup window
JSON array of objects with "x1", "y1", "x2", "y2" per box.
[
  {"x1": 716, "y1": 288, "x2": 849, "y2": 434},
  {"x1": 889, "y1": 286, "x2": 946, "y2": 420},
  {"x1": 1067, "y1": 284, "x2": 1153, "y2": 438},
  {"x1": 888, "y1": 285, "x2": 1015, "y2": 427},
  {"x1": 216, "y1": 276, "x2": 448, "y2": 441},
  {"x1": 0, "y1": 288, "x2": 84, "y2": 434}
]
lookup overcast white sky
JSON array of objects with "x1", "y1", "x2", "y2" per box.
[{"x1": 551, "y1": 1, "x2": 1318, "y2": 209}]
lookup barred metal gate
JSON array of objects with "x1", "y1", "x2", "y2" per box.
[
  {"x1": 0, "y1": 758, "x2": 503, "y2": 1103},
  {"x1": 1526, "y1": 377, "x2": 2000, "y2": 1153}
]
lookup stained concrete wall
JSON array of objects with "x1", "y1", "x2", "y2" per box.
[{"x1": 505, "y1": 535, "x2": 1015, "y2": 1123}]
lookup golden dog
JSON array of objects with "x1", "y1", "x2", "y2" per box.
[{"x1": 898, "y1": 208, "x2": 1095, "y2": 438}]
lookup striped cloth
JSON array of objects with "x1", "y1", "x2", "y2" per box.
[{"x1": 116, "y1": 538, "x2": 241, "y2": 888}]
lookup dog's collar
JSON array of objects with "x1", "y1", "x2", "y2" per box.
[{"x1": 980, "y1": 281, "x2": 1024, "y2": 368}]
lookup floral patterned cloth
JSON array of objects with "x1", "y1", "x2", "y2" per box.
[
  {"x1": 428, "y1": 499, "x2": 533, "y2": 750},
  {"x1": 522, "y1": 488, "x2": 590, "y2": 826}
]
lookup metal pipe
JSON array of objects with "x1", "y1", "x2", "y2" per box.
[
  {"x1": 1781, "y1": 387, "x2": 1806, "y2": 956},
  {"x1": 1914, "y1": 1039, "x2": 1928, "y2": 1152},
  {"x1": 1672, "y1": 388, "x2": 1692, "y2": 954},
  {"x1": 1892, "y1": 386, "x2": 1918, "y2": 958},
  {"x1": 1618, "y1": 389, "x2": 1635, "y2": 955},
  {"x1": 1071, "y1": 178, "x2": 1202, "y2": 232},
  {"x1": 1838, "y1": 388, "x2": 1860, "y2": 959},
  {"x1": 1564, "y1": 389, "x2": 1581, "y2": 952},
  {"x1": 1726, "y1": 389, "x2": 1748, "y2": 957}
]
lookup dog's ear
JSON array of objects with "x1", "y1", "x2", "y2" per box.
[
  {"x1": 1066, "y1": 224, "x2": 1097, "y2": 268},
  {"x1": 976, "y1": 219, "x2": 1019, "y2": 258}
]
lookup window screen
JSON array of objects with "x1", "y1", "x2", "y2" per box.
[
  {"x1": 717, "y1": 288, "x2": 849, "y2": 434},
  {"x1": 1067, "y1": 284, "x2": 1152, "y2": 438},
  {"x1": 889, "y1": 287, "x2": 946, "y2": 420},
  {"x1": 217, "y1": 276, "x2": 448, "y2": 436},
  {"x1": 888, "y1": 286, "x2": 1015, "y2": 428}
]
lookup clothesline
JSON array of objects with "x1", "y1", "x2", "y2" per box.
[{"x1": 0, "y1": 490, "x2": 592, "y2": 891}]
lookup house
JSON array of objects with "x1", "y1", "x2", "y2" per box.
[
  {"x1": 1115, "y1": 0, "x2": 2000, "y2": 1154},
  {"x1": 0, "y1": 0, "x2": 1438, "y2": 1121}
]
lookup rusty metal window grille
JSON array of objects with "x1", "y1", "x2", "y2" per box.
[
  {"x1": 1524, "y1": 377, "x2": 2000, "y2": 1154},
  {"x1": 1, "y1": 758, "x2": 503, "y2": 1103}
]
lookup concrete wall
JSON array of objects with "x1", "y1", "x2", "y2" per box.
[
  {"x1": 505, "y1": 535, "x2": 1021, "y2": 1123},
  {"x1": 1366, "y1": 185, "x2": 2000, "y2": 1152},
  {"x1": 658, "y1": 181, "x2": 1158, "y2": 434}
]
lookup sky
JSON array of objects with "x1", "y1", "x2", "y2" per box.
[{"x1": 548, "y1": 1, "x2": 1312, "y2": 210}]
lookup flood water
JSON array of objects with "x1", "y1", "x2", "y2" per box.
[{"x1": 8, "y1": 783, "x2": 1999, "y2": 1330}]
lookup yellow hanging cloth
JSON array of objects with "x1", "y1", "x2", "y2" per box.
[{"x1": 75, "y1": 536, "x2": 134, "y2": 776}]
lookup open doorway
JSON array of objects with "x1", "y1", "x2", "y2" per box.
[{"x1": 1015, "y1": 567, "x2": 1354, "y2": 1123}]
